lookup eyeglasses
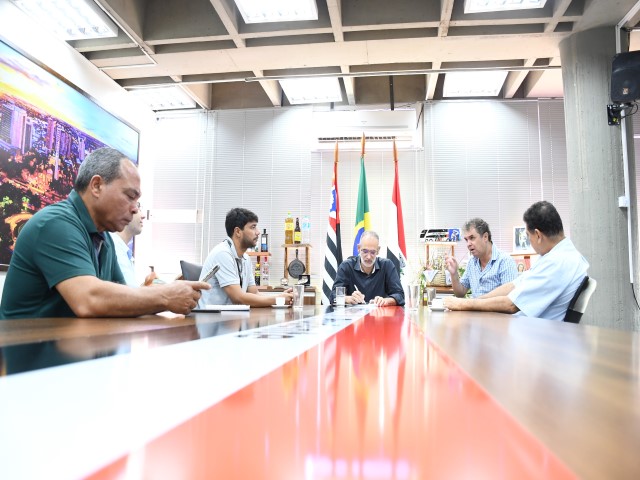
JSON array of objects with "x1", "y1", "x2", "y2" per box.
[{"x1": 360, "y1": 248, "x2": 378, "y2": 256}]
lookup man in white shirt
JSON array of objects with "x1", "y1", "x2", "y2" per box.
[
  {"x1": 198, "y1": 208, "x2": 292, "y2": 307},
  {"x1": 444, "y1": 201, "x2": 589, "y2": 321},
  {"x1": 109, "y1": 206, "x2": 156, "y2": 287}
]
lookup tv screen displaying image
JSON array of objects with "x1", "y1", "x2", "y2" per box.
[{"x1": 0, "y1": 38, "x2": 139, "y2": 266}]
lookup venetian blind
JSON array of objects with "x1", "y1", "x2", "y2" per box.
[{"x1": 142, "y1": 100, "x2": 570, "y2": 281}]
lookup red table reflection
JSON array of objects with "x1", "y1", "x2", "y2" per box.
[{"x1": 91, "y1": 307, "x2": 575, "y2": 479}]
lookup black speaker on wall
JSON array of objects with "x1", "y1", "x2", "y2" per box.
[{"x1": 611, "y1": 50, "x2": 640, "y2": 103}]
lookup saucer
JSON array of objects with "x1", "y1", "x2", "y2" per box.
[
  {"x1": 272, "y1": 304, "x2": 290, "y2": 309},
  {"x1": 429, "y1": 304, "x2": 446, "y2": 312}
]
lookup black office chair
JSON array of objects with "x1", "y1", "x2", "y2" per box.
[
  {"x1": 180, "y1": 260, "x2": 203, "y2": 281},
  {"x1": 564, "y1": 276, "x2": 597, "y2": 324}
]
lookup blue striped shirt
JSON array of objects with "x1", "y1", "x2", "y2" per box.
[{"x1": 460, "y1": 245, "x2": 518, "y2": 297}]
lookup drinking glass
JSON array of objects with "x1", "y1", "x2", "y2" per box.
[
  {"x1": 335, "y1": 287, "x2": 346, "y2": 307},
  {"x1": 293, "y1": 284, "x2": 305, "y2": 310},
  {"x1": 407, "y1": 283, "x2": 421, "y2": 311}
]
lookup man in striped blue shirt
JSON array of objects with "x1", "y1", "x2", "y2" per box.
[{"x1": 445, "y1": 218, "x2": 518, "y2": 298}]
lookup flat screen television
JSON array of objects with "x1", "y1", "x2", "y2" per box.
[{"x1": 0, "y1": 38, "x2": 140, "y2": 267}]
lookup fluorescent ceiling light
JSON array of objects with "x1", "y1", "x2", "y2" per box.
[
  {"x1": 10, "y1": 0, "x2": 118, "y2": 40},
  {"x1": 464, "y1": 0, "x2": 547, "y2": 14},
  {"x1": 280, "y1": 77, "x2": 342, "y2": 105},
  {"x1": 233, "y1": 0, "x2": 318, "y2": 24},
  {"x1": 443, "y1": 71, "x2": 508, "y2": 97},
  {"x1": 129, "y1": 87, "x2": 197, "y2": 111}
]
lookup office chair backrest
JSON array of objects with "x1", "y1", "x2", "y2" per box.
[
  {"x1": 180, "y1": 260, "x2": 203, "y2": 281},
  {"x1": 564, "y1": 276, "x2": 597, "y2": 324}
]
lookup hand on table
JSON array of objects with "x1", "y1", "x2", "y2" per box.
[
  {"x1": 442, "y1": 296, "x2": 464, "y2": 310},
  {"x1": 370, "y1": 296, "x2": 389, "y2": 306}
]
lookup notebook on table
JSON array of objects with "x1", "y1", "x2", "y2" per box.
[{"x1": 192, "y1": 304, "x2": 250, "y2": 313}]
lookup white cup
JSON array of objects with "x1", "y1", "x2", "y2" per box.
[
  {"x1": 275, "y1": 296, "x2": 285, "y2": 306},
  {"x1": 407, "y1": 283, "x2": 421, "y2": 311},
  {"x1": 335, "y1": 286, "x2": 346, "y2": 307},
  {"x1": 293, "y1": 284, "x2": 305, "y2": 310}
]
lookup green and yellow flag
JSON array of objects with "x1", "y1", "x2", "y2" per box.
[{"x1": 353, "y1": 134, "x2": 371, "y2": 255}]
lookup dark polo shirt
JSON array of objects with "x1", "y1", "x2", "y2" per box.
[
  {"x1": 331, "y1": 256, "x2": 405, "y2": 306},
  {"x1": 0, "y1": 190, "x2": 125, "y2": 319}
]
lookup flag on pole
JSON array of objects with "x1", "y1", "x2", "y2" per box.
[
  {"x1": 322, "y1": 142, "x2": 343, "y2": 305},
  {"x1": 387, "y1": 140, "x2": 407, "y2": 273},
  {"x1": 353, "y1": 134, "x2": 371, "y2": 255}
]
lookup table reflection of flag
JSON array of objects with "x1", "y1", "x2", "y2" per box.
[{"x1": 323, "y1": 335, "x2": 339, "y2": 424}]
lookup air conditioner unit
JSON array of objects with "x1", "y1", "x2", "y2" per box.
[{"x1": 311, "y1": 109, "x2": 422, "y2": 150}]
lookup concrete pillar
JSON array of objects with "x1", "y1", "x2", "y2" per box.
[{"x1": 560, "y1": 27, "x2": 640, "y2": 330}]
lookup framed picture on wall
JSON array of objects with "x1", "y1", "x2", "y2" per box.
[
  {"x1": 513, "y1": 226, "x2": 531, "y2": 252},
  {"x1": 0, "y1": 38, "x2": 140, "y2": 266}
]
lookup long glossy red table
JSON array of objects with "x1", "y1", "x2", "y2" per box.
[{"x1": 1, "y1": 306, "x2": 639, "y2": 479}]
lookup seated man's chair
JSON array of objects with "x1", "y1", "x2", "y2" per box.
[
  {"x1": 180, "y1": 260, "x2": 203, "y2": 281},
  {"x1": 564, "y1": 276, "x2": 597, "y2": 324}
]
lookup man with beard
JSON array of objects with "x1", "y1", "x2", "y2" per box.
[
  {"x1": 198, "y1": 208, "x2": 293, "y2": 307},
  {"x1": 330, "y1": 231, "x2": 404, "y2": 307}
]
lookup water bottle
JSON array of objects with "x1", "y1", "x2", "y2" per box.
[
  {"x1": 261, "y1": 257, "x2": 270, "y2": 286},
  {"x1": 301, "y1": 215, "x2": 311, "y2": 244}
]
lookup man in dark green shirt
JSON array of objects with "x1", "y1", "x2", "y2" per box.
[{"x1": 0, "y1": 147, "x2": 209, "y2": 319}]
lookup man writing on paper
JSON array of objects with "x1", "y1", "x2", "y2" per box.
[
  {"x1": 445, "y1": 218, "x2": 518, "y2": 298},
  {"x1": 198, "y1": 208, "x2": 292, "y2": 308},
  {"x1": 0, "y1": 148, "x2": 209, "y2": 319},
  {"x1": 330, "y1": 231, "x2": 404, "y2": 306},
  {"x1": 443, "y1": 201, "x2": 589, "y2": 321}
]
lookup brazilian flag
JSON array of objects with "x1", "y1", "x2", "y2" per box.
[{"x1": 353, "y1": 136, "x2": 371, "y2": 255}]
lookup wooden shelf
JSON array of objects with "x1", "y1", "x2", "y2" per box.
[
  {"x1": 247, "y1": 251, "x2": 272, "y2": 257},
  {"x1": 283, "y1": 244, "x2": 311, "y2": 279}
]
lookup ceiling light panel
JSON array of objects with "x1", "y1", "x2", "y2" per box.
[
  {"x1": 129, "y1": 87, "x2": 197, "y2": 111},
  {"x1": 464, "y1": 0, "x2": 547, "y2": 14},
  {"x1": 233, "y1": 0, "x2": 318, "y2": 24},
  {"x1": 280, "y1": 77, "x2": 342, "y2": 105},
  {"x1": 443, "y1": 71, "x2": 508, "y2": 97},
  {"x1": 10, "y1": 0, "x2": 118, "y2": 40}
]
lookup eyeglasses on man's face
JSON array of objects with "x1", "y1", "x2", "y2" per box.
[{"x1": 360, "y1": 248, "x2": 378, "y2": 257}]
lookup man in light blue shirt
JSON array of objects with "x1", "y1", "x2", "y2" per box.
[
  {"x1": 444, "y1": 201, "x2": 589, "y2": 321},
  {"x1": 446, "y1": 218, "x2": 518, "y2": 298}
]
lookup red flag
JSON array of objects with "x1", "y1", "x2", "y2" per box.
[{"x1": 387, "y1": 140, "x2": 407, "y2": 272}]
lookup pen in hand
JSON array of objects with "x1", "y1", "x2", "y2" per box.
[{"x1": 354, "y1": 285, "x2": 365, "y2": 304}]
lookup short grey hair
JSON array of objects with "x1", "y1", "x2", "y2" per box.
[
  {"x1": 463, "y1": 218, "x2": 492, "y2": 243},
  {"x1": 74, "y1": 147, "x2": 132, "y2": 193},
  {"x1": 360, "y1": 230, "x2": 380, "y2": 243}
]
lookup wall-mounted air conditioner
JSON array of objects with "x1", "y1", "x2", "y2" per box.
[{"x1": 311, "y1": 109, "x2": 423, "y2": 150}]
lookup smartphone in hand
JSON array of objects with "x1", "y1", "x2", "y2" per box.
[{"x1": 202, "y1": 264, "x2": 220, "y2": 282}]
